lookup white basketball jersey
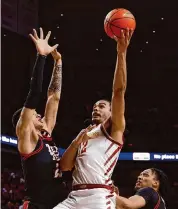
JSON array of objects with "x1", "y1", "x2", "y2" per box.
[{"x1": 72, "y1": 123, "x2": 123, "y2": 186}]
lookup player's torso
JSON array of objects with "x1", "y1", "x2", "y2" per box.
[
  {"x1": 143, "y1": 196, "x2": 166, "y2": 209},
  {"x1": 21, "y1": 132, "x2": 62, "y2": 199},
  {"x1": 73, "y1": 124, "x2": 122, "y2": 185}
]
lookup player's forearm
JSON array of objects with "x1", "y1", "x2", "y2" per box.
[
  {"x1": 60, "y1": 141, "x2": 78, "y2": 171},
  {"x1": 116, "y1": 195, "x2": 133, "y2": 209},
  {"x1": 113, "y1": 52, "x2": 127, "y2": 93},
  {"x1": 24, "y1": 54, "x2": 46, "y2": 109},
  {"x1": 48, "y1": 59, "x2": 62, "y2": 100}
]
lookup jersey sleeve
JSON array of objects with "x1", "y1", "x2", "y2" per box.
[{"x1": 136, "y1": 187, "x2": 159, "y2": 205}]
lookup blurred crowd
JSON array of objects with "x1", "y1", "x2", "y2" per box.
[
  {"x1": 1, "y1": 168, "x2": 26, "y2": 209},
  {"x1": 1, "y1": 152, "x2": 178, "y2": 209}
]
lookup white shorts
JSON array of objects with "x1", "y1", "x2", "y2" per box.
[{"x1": 53, "y1": 188, "x2": 116, "y2": 209}]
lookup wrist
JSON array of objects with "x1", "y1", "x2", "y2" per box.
[
  {"x1": 55, "y1": 59, "x2": 62, "y2": 65},
  {"x1": 117, "y1": 51, "x2": 126, "y2": 58},
  {"x1": 117, "y1": 50, "x2": 126, "y2": 55},
  {"x1": 37, "y1": 53, "x2": 47, "y2": 58},
  {"x1": 71, "y1": 140, "x2": 79, "y2": 149}
]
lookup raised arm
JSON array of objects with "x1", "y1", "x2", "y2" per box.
[
  {"x1": 16, "y1": 28, "x2": 58, "y2": 153},
  {"x1": 111, "y1": 29, "x2": 133, "y2": 144},
  {"x1": 43, "y1": 50, "x2": 62, "y2": 134}
]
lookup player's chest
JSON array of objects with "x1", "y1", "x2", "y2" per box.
[
  {"x1": 38, "y1": 143, "x2": 60, "y2": 162},
  {"x1": 78, "y1": 137, "x2": 107, "y2": 157}
]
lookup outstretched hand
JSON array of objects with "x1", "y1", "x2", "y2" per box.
[
  {"x1": 29, "y1": 28, "x2": 58, "y2": 56},
  {"x1": 114, "y1": 28, "x2": 133, "y2": 53}
]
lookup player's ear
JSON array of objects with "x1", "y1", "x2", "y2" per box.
[{"x1": 152, "y1": 179, "x2": 159, "y2": 189}]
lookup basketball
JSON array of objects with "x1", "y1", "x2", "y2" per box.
[{"x1": 104, "y1": 8, "x2": 136, "y2": 38}]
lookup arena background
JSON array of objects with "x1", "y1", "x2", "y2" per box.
[{"x1": 1, "y1": 0, "x2": 178, "y2": 208}]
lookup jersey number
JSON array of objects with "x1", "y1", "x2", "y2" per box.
[{"x1": 54, "y1": 161, "x2": 62, "y2": 178}]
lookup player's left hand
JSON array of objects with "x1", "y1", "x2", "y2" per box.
[
  {"x1": 72, "y1": 125, "x2": 96, "y2": 148},
  {"x1": 29, "y1": 28, "x2": 58, "y2": 56},
  {"x1": 111, "y1": 184, "x2": 119, "y2": 195},
  {"x1": 114, "y1": 28, "x2": 133, "y2": 53}
]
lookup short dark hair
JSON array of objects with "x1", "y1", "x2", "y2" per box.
[
  {"x1": 101, "y1": 99, "x2": 111, "y2": 105},
  {"x1": 96, "y1": 98, "x2": 111, "y2": 106},
  {"x1": 12, "y1": 108, "x2": 22, "y2": 128},
  {"x1": 151, "y1": 168, "x2": 170, "y2": 202},
  {"x1": 94, "y1": 99, "x2": 111, "y2": 111}
]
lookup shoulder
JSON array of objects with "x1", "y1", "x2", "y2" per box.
[{"x1": 136, "y1": 187, "x2": 159, "y2": 204}]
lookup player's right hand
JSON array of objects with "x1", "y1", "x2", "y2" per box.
[
  {"x1": 29, "y1": 28, "x2": 58, "y2": 56},
  {"x1": 114, "y1": 28, "x2": 133, "y2": 53},
  {"x1": 51, "y1": 49, "x2": 62, "y2": 61}
]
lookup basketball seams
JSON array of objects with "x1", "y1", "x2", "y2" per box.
[
  {"x1": 110, "y1": 23, "x2": 130, "y2": 31},
  {"x1": 111, "y1": 17, "x2": 135, "y2": 22},
  {"x1": 110, "y1": 17, "x2": 136, "y2": 31},
  {"x1": 104, "y1": 8, "x2": 136, "y2": 38},
  {"x1": 109, "y1": 22, "x2": 117, "y2": 38},
  {"x1": 105, "y1": 9, "x2": 121, "y2": 23}
]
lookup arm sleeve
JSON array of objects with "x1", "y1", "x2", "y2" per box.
[{"x1": 24, "y1": 54, "x2": 46, "y2": 109}]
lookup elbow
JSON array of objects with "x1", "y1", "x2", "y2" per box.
[
  {"x1": 47, "y1": 93, "x2": 61, "y2": 101},
  {"x1": 113, "y1": 87, "x2": 126, "y2": 96},
  {"x1": 53, "y1": 94, "x2": 61, "y2": 101}
]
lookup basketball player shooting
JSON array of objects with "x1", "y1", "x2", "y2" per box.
[
  {"x1": 54, "y1": 28, "x2": 133, "y2": 209},
  {"x1": 12, "y1": 28, "x2": 63, "y2": 209}
]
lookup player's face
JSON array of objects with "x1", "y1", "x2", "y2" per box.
[
  {"x1": 92, "y1": 100, "x2": 111, "y2": 125},
  {"x1": 33, "y1": 111, "x2": 44, "y2": 130},
  {"x1": 135, "y1": 169, "x2": 158, "y2": 190}
]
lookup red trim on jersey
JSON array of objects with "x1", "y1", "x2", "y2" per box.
[
  {"x1": 23, "y1": 201, "x2": 29, "y2": 209},
  {"x1": 104, "y1": 146, "x2": 121, "y2": 166},
  {"x1": 101, "y1": 124, "x2": 123, "y2": 146},
  {"x1": 41, "y1": 129, "x2": 52, "y2": 141},
  {"x1": 105, "y1": 178, "x2": 111, "y2": 184},
  {"x1": 21, "y1": 139, "x2": 44, "y2": 160},
  {"x1": 154, "y1": 193, "x2": 161, "y2": 209},
  {"x1": 42, "y1": 135, "x2": 52, "y2": 141},
  {"x1": 106, "y1": 194, "x2": 114, "y2": 199},
  {"x1": 72, "y1": 184, "x2": 112, "y2": 191},
  {"x1": 106, "y1": 201, "x2": 111, "y2": 205},
  {"x1": 105, "y1": 157, "x2": 118, "y2": 175},
  {"x1": 107, "y1": 207, "x2": 111, "y2": 209},
  {"x1": 105, "y1": 142, "x2": 115, "y2": 154}
]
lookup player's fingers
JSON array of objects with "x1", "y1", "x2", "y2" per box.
[
  {"x1": 29, "y1": 34, "x2": 37, "y2": 43},
  {"x1": 129, "y1": 29, "x2": 133, "y2": 40},
  {"x1": 126, "y1": 28, "x2": 129, "y2": 40},
  {"x1": 45, "y1": 31, "x2": 51, "y2": 41},
  {"x1": 113, "y1": 35, "x2": 118, "y2": 42},
  {"x1": 51, "y1": 44, "x2": 59, "y2": 51},
  {"x1": 33, "y1": 29, "x2": 39, "y2": 40},
  {"x1": 86, "y1": 125, "x2": 93, "y2": 132},
  {"x1": 40, "y1": 27, "x2": 44, "y2": 39},
  {"x1": 77, "y1": 129, "x2": 87, "y2": 138},
  {"x1": 121, "y1": 30, "x2": 125, "y2": 39}
]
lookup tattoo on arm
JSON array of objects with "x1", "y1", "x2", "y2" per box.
[{"x1": 48, "y1": 64, "x2": 62, "y2": 94}]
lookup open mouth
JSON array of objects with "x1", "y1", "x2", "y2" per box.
[
  {"x1": 37, "y1": 116, "x2": 42, "y2": 122},
  {"x1": 92, "y1": 113, "x2": 100, "y2": 117},
  {"x1": 136, "y1": 181, "x2": 142, "y2": 185}
]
